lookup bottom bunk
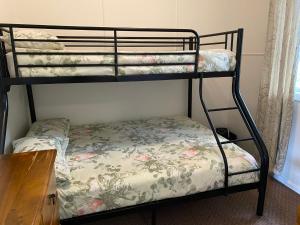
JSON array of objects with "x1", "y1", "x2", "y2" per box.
[{"x1": 12, "y1": 116, "x2": 259, "y2": 221}]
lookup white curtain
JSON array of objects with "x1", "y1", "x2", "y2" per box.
[{"x1": 256, "y1": 0, "x2": 300, "y2": 173}]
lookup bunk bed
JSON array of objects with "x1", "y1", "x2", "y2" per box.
[{"x1": 0, "y1": 24, "x2": 269, "y2": 225}]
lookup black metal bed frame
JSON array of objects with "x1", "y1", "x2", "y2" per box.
[{"x1": 0, "y1": 24, "x2": 269, "y2": 225}]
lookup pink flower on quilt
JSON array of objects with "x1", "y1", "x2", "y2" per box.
[
  {"x1": 73, "y1": 152, "x2": 97, "y2": 161},
  {"x1": 135, "y1": 154, "x2": 151, "y2": 162},
  {"x1": 159, "y1": 128, "x2": 169, "y2": 132},
  {"x1": 198, "y1": 55, "x2": 205, "y2": 62},
  {"x1": 83, "y1": 128, "x2": 93, "y2": 135},
  {"x1": 77, "y1": 208, "x2": 85, "y2": 215},
  {"x1": 188, "y1": 65, "x2": 194, "y2": 71},
  {"x1": 89, "y1": 199, "x2": 104, "y2": 211},
  {"x1": 182, "y1": 148, "x2": 198, "y2": 158}
]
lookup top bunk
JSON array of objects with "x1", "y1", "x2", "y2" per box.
[{"x1": 0, "y1": 24, "x2": 243, "y2": 86}]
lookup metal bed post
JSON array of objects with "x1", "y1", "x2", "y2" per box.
[
  {"x1": 231, "y1": 29, "x2": 269, "y2": 216},
  {"x1": 187, "y1": 36, "x2": 194, "y2": 118},
  {"x1": 26, "y1": 85, "x2": 37, "y2": 123},
  {"x1": 113, "y1": 29, "x2": 118, "y2": 77},
  {"x1": 0, "y1": 89, "x2": 8, "y2": 155},
  {"x1": 0, "y1": 29, "x2": 9, "y2": 154}
]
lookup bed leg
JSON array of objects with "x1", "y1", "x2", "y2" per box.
[
  {"x1": 151, "y1": 207, "x2": 157, "y2": 225},
  {"x1": 256, "y1": 183, "x2": 267, "y2": 216}
]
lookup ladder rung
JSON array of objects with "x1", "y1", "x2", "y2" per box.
[
  {"x1": 207, "y1": 107, "x2": 238, "y2": 112},
  {"x1": 228, "y1": 168, "x2": 260, "y2": 176},
  {"x1": 221, "y1": 137, "x2": 254, "y2": 145}
]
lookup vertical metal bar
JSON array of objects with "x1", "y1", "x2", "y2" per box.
[
  {"x1": 188, "y1": 37, "x2": 193, "y2": 51},
  {"x1": 232, "y1": 29, "x2": 269, "y2": 215},
  {"x1": 0, "y1": 91, "x2": 8, "y2": 154},
  {"x1": 187, "y1": 37, "x2": 194, "y2": 118},
  {"x1": 26, "y1": 85, "x2": 37, "y2": 123},
  {"x1": 198, "y1": 78, "x2": 229, "y2": 192},
  {"x1": 0, "y1": 29, "x2": 9, "y2": 78},
  {"x1": 235, "y1": 29, "x2": 242, "y2": 74},
  {"x1": 9, "y1": 27, "x2": 19, "y2": 78},
  {"x1": 188, "y1": 79, "x2": 192, "y2": 118},
  {"x1": 225, "y1": 34, "x2": 228, "y2": 49},
  {"x1": 182, "y1": 38, "x2": 185, "y2": 51},
  {"x1": 113, "y1": 30, "x2": 118, "y2": 76},
  {"x1": 193, "y1": 35, "x2": 200, "y2": 74}
]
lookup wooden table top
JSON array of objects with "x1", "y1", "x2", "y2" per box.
[{"x1": 0, "y1": 150, "x2": 56, "y2": 225}]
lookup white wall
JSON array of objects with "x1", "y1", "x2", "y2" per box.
[
  {"x1": 1, "y1": 0, "x2": 270, "y2": 148},
  {"x1": 4, "y1": 87, "x2": 30, "y2": 153}
]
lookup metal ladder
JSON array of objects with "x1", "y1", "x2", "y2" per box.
[
  {"x1": 198, "y1": 75, "x2": 261, "y2": 192},
  {"x1": 192, "y1": 29, "x2": 269, "y2": 200}
]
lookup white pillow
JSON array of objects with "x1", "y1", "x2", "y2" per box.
[
  {"x1": 13, "y1": 136, "x2": 63, "y2": 158},
  {"x1": 1, "y1": 29, "x2": 64, "y2": 51},
  {"x1": 13, "y1": 136, "x2": 71, "y2": 181},
  {"x1": 26, "y1": 118, "x2": 70, "y2": 152}
]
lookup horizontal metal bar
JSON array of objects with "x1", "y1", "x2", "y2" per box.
[
  {"x1": 57, "y1": 36, "x2": 191, "y2": 40},
  {"x1": 200, "y1": 42, "x2": 226, "y2": 46},
  {"x1": 3, "y1": 71, "x2": 235, "y2": 85},
  {"x1": 15, "y1": 51, "x2": 196, "y2": 56},
  {"x1": 14, "y1": 38, "x2": 222, "y2": 46},
  {"x1": 199, "y1": 30, "x2": 238, "y2": 38},
  {"x1": 16, "y1": 52, "x2": 116, "y2": 55},
  {"x1": 118, "y1": 62, "x2": 194, "y2": 67},
  {"x1": 208, "y1": 107, "x2": 238, "y2": 112},
  {"x1": 199, "y1": 71, "x2": 235, "y2": 78},
  {"x1": 4, "y1": 73, "x2": 198, "y2": 85},
  {"x1": 17, "y1": 62, "x2": 194, "y2": 68},
  {"x1": 64, "y1": 44, "x2": 186, "y2": 48},
  {"x1": 221, "y1": 137, "x2": 254, "y2": 145},
  {"x1": 14, "y1": 38, "x2": 196, "y2": 44},
  {"x1": 228, "y1": 168, "x2": 260, "y2": 176},
  {"x1": 117, "y1": 51, "x2": 196, "y2": 55},
  {"x1": 18, "y1": 64, "x2": 114, "y2": 68}
]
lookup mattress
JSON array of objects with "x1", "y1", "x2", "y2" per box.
[
  {"x1": 58, "y1": 116, "x2": 258, "y2": 219},
  {"x1": 6, "y1": 48, "x2": 236, "y2": 77}
]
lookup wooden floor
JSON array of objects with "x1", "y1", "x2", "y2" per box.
[{"x1": 85, "y1": 178, "x2": 300, "y2": 225}]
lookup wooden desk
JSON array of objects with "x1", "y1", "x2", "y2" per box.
[
  {"x1": 0, "y1": 150, "x2": 59, "y2": 225},
  {"x1": 297, "y1": 205, "x2": 300, "y2": 225}
]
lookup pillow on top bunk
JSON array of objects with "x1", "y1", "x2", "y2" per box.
[
  {"x1": 13, "y1": 136, "x2": 71, "y2": 182},
  {"x1": 26, "y1": 118, "x2": 70, "y2": 151},
  {"x1": 0, "y1": 29, "x2": 64, "y2": 51}
]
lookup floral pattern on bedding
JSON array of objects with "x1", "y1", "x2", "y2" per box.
[
  {"x1": 58, "y1": 116, "x2": 258, "y2": 219},
  {"x1": 7, "y1": 48, "x2": 236, "y2": 77}
]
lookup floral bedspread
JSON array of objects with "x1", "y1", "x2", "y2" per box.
[
  {"x1": 58, "y1": 116, "x2": 258, "y2": 219},
  {"x1": 7, "y1": 49, "x2": 236, "y2": 77}
]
